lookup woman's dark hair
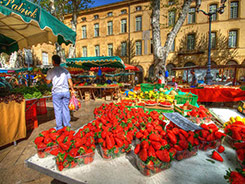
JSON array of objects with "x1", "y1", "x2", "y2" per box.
[{"x1": 52, "y1": 55, "x2": 61, "y2": 65}]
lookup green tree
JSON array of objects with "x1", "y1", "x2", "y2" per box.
[{"x1": 32, "y1": 0, "x2": 94, "y2": 57}]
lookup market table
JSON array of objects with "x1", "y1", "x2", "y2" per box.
[
  {"x1": 74, "y1": 85, "x2": 120, "y2": 100},
  {"x1": 0, "y1": 100, "x2": 26, "y2": 147},
  {"x1": 25, "y1": 142, "x2": 239, "y2": 184},
  {"x1": 180, "y1": 87, "x2": 245, "y2": 102}
]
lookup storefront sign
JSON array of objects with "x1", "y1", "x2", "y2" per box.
[
  {"x1": 163, "y1": 112, "x2": 202, "y2": 131},
  {"x1": 0, "y1": 0, "x2": 41, "y2": 21}
]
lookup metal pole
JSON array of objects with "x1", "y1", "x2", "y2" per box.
[{"x1": 205, "y1": 15, "x2": 212, "y2": 85}]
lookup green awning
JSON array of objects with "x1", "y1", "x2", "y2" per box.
[
  {"x1": 0, "y1": 0, "x2": 76, "y2": 54},
  {"x1": 66, "y1": 56, "x2": 125, "y2": 70}
]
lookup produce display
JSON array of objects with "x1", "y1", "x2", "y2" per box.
[
  {"x1": 0, "y1": 91, "x2": 24, "y2": 104},
  {"x1": 187, "y1": 105, "x2": 212, "y2": 124},
  {"x1": 126, "y1": 90, "x2": 175, "y2": 102},
  {"x1": 224, "y1": 116, "x2": 245, "y2": 149},
  {"x1": 224, "y1": 168, "x2": 245, "y2": 184},
  {"x1": 33, "y1": 100, "x2": 234, "y2": 178},
  {"x1": 11, "y1": 85, "x2": 51, "y2": 99},
  {"x1": 238, "y1": 101, "x2": 245, "y2": 115}
]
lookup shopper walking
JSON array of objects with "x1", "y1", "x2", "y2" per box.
[{"x1": 45, "y1": 55, "x2": 75, "y2": 130}]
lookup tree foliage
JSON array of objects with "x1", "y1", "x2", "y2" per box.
[{"x1": 32, "y1": 0, "x2": 93, "y2": 22}]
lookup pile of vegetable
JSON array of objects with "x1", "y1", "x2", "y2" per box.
[
  {"x1": 34, "y1": 101, "x2": 235, "y2": 176},
  {"x1": 11, "y1": 85, "x2": 51, "y2": 99}
]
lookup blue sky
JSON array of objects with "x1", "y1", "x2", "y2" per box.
[{"x1": 91, "y1": 0, "x2": 124, "y2": 8}]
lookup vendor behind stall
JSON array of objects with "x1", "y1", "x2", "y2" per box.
[{"x1": 190, "y1": 69, "x2": 197, "y2": 87}]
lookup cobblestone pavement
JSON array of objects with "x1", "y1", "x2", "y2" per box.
[{"x1": 0, "y1": 100, "x2": 108, "y2": 184}]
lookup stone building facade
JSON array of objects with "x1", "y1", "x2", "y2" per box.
[{"x1": 33, "y1": 0, "x2": 245, "y2": 82}]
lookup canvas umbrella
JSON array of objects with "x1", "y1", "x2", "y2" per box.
[
  {"x1": 0, "y1": 0, "x2": 76, "y2": 54},
  {"x1": 125, "y1": 64, "x2": 139, "y2": 71},
  {"x1": 90, "y1": 67, "x2": 116, "y2": 73},
  {"x1": 66, "y1": 56, "x2": 125, "y2": 70}
]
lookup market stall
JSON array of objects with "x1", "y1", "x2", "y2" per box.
[
  {"x1": 66, "y1": 56, "x2": 125, "y2": 100},
  {"x1": 25, "y1": 102, "x2": 245, "y2": 183},
  {"x1": 0, "y1": 96, "x2": 26, "y2": 147},
  {"x1": 180, "y1": 86, "x2": 245, "y2": 102}
]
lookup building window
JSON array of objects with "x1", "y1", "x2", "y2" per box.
[
  {"x1": 211, "y1": 32, "x2": 216, "y2": 49},
  {"x1": 229, "y1": 30, "x2": 238, "y2": 48},
  {"x1": 95, "y1": 45, "x2": 100, "y2": 56},
  {"x1": 168, "y1": 0, "x2": 175, "y2": 5},
  {"x1": 168, "y1": 10, "x2": 175, "y2": 26},
  {"x1": 187, "y1": 34, "x2": 195, "y2": 50},
  {"x1": 151, "y1": 39, "x2": 153, "y2": 54},
  {"x1": 136, "y1": 41, "x2": 142, "y2": 55},
  {"x1": 188, "y1": 8, "x2": 196, "y2": 24},
  {"x1": 136, "y1": 16, "x2": 142, "y2": 31},
  {"x1": 42, "y1": 52, "x2": 49, "y2": 65},
  {"x1": 121, "y1": 42, "x2": 127, "y2": 56},
  {"x1": 170, "y1": 39, "x2": 175, "y2": 52},
  {"x1": 107, "y1": 12, "x2": 113, "y2": 17},
  {"x1": 210, "y1": 4, "x2": 217, "y2": 21},
  {"x1": 94, "y1": 15, "x2": 99, "y2": 19},
  {"x1": 230, "y1": 1, "x2": 238, "y2": 19},
  {"x1": 107, "y1": 21, "x2": 113, "y2": 35},
  {"x1": 81, "y1": 17, "x2": 86, "y2": 22},
  {"x1": 136, "y1": 6, "x2": 142, "y2": 11},
  {"x1": 121, "y1": 9, "x2": 127, "y2": 14},
  {"x1": 94, "y1": 23, "x2": 99, "y2": 37},
  {"x1": 82, "y1": 25, "x2": 87, "y2": 39},
  {"x1": 82, "y1": 46, "x2": 87, "y2": 57},
  {"x1": 108, "y1": 44, "x2": 113, "y2": 56},
  {"x1": 121, "y1": 19, "x2": 127, "y2": 33}
]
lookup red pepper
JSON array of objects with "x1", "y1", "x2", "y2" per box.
[
  {"x1": 148, "y1": 145, "x2": 156, "y2": 157},
  {"x1": 115, "y1": 137, "x2": 124, "y2": 147},
  {"x1": 106, "y1": 135, "x2": 114, "y2": 149},
  {"x1": 151, "y1": 141, "x2": 161, "y2": 150},
  {"x1": 179, "y1": 129, "x2": 189, "y2": 138},
  {"x1": 168, "y1": 132, "x2": 177, "y2": 144},
  {"x1": 141, "y1": 140, "x2": 149, "y2": 149},
  {"x1": 149, "y1": 133, "x2": 160, "y2": 142},
  {"x1": 134, "y1": 144, "x2": 141, "y2": 154}
]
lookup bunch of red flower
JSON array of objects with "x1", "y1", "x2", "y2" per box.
[{"x1": 224, "y1": 168, "x2": 245, "y2": 184}]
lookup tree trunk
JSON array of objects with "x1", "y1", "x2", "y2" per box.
[
  {"x1": 50, "y1": 0, "x2": 55, "y2": 16},
  {"x1": 68, "y1": 0, "x2": 77, "y2": 58},
  {"x1": 152, "y1": 0, "x2": 194, "y2": 77}
]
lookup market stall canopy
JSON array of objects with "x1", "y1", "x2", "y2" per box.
[
  {"x1": 125, "y1": 64, "x2": 139, "y2": 71},
  {"x1": 90, "y1": 67, "x2": 116, "y2": 73},
  {"x1": 66, "y1": 56, "x2": 125, "y2": 70},
  {"x1": 0, "y1": 67, "x2": 33, "y2": 73},
  {"x1": 106, "y1": 72, "x2": 135, "y2": 77},
  {"x1": 0, "y1": 0, "x2": 76, "y2": 54}
]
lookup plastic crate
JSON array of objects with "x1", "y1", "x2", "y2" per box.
[
  {"x1": 225, "y1": 135, "x2": 245, "y2": 149},
  {"x1": 36, "y1": 98, "x2": 47, "y2": 115},
  {"x1": 135, "y1": 154, "x2": 170, "y2": 176},
  {"x1": 76, "y1": 151, "x2": 95, "y2": 165},
  {"x1": 25, "y1": 100, "x2": 37, "y2": 121},
  {"x1": 140, "y1": 83, "x2": 155, "y2": 92},
  {"x1": 98, "y1": 145, "x2": 130, "y2": 160},
  {"x1": 37, "y1": 145, "x2": 59, "y2": 158},
  {"x1": 199, "y1": 139, "x2": 222, "y2": 151},
  {"x1": 175, "y1": 93, "x2": 198, "y2": 106},
  {"x1": 175, "y1": 146, "x2": 198, "y2": 161}
]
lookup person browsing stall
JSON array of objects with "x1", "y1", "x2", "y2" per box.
[{"x1": 44, "y1": 55, "x2": 75, "y2": 130}]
